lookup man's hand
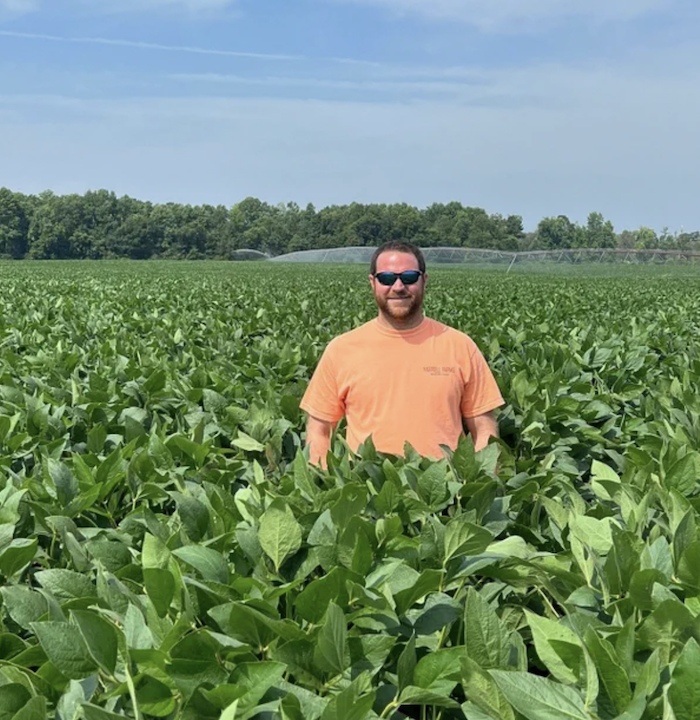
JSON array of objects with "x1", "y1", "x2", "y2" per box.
[
  {"x1": 464, "y1": 410, "x2": 499, "y2": 452},
  {"x1": 304, "y1": 415, "x2": 336, "y2": 469}
]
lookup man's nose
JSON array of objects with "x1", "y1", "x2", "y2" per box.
[{"x1": 392, "y1": 278, "x2": 405, "y2": 290}]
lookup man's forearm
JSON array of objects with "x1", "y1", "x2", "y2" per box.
[
  {"x1": 305, "y1": 415, "x2": 335, "y2": 469},
  {"x1": 306, "y1": 433, "x2": 331, "y2": 468},
  {"x1": 465, "y1": 411, "x2": 499, "y2": 452}
]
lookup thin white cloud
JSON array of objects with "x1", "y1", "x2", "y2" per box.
[
  {"x1": 169, "y1": 72, "x2": 494, "y2": 98},
  {"x1": 332, "y1": 0, "x2": 666, "y2": 29},
  {"x1": 0, "y1": 30, "x2": 383, "y2": 66},
  {"x1": 0, "y1": 30, "x2": 301, "y2": 61},
  {"x1": 112, "y1": 0, "x2": 235, "y2": 7},
  {"x1": 2, "y1": 0, "x2": 239, "y2": 11}
]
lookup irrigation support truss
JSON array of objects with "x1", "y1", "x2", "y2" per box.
[
  {"x1": 505, "y1": 248, "x2": 700, "y2": 272},
  {"x1": 265, "y1": 246, "x2": 700, "y2": 268}
]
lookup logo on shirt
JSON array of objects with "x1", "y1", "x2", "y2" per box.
[{"x1": 423, "y1": 366, "x2": 457, "y2": 377}]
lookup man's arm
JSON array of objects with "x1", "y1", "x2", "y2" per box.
[
  {"x1": 464, "y1": 410, "x2": 499, "y2": 452},
  {"x1": 305, "y1": 415, "x2": 337, "y2": 469}
]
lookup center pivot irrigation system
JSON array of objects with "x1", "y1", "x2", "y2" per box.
[{"x1": 234, "y1": 247, "x2": 700, "y2": 270}]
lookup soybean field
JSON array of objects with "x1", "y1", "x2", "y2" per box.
[{"x1": 0, "y1": 260, "x2": 700, "y2": 720}]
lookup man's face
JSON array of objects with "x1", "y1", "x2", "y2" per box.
[{"x1": 369, "y1": 251, "x2": 427, "y2": 323}]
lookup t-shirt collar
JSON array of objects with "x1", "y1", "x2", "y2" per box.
[{"x1": 372, "y1": 316, "x2": 429, "y2": 338}]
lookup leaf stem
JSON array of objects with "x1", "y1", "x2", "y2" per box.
[
  {"x1": 537, "y1": 587, "x2": 560, "y2": 618},
  {"x1": 121, "y1": 655, "x2": 143, "y2": 720},
  {"x1": 379, "y1": 698, "x2": 400, "y2": 719}
]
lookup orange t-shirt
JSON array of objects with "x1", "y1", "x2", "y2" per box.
[{"x1": 300, "y1": 317, "x2": 504, "y2": 458}]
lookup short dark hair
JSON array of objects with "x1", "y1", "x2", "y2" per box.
[{"x1": 370, "y1": 241, "x2": 426, "y2": 275}]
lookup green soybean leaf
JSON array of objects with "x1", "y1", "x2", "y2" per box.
[
  {"x1": 203, "y1": 388, "x2": 228, "y2": 413},
  {"x1": 123, "y1": 604, "x2": 154, "y2": 650},
  {"x1": 315, "y1": 602, "x2": 348, "y2": 676},
  {"x1": 220, "y1": 699, "x2": 239, "y2": 720},
  {"x1": 525, "y1": 611, "x2": 582, "y2": 684},
  {"x1": 634, "y1": 649, "x2": 661, "y2": 700},
  {"x1": 173, "y1": 545, "x2": 229, "y2": 584},
  {"x1": 142, "y1": 367, "x2": 166, "y2": 393},
  {"x1": 171, "y1": 492, "x2": 210, "y2": 542},
  {"x1": 293, "y1": 449, "x2": 317, "y2": 501},
  {"x1": 461, "y1": 656, "x2": 514, "y2": 720},
  {"x1": 444, "y1": 516, "x2": 493, "y2": 563},
  {"x1": 397, "y1": 686, "x2": 460, "y2": 708},
  {"x1": 464, "y1": 587, "x2": 512, "y2": 670},
  {"x1": 584, "y1": 628, "x2": 631, "y2": 716},
  {"x1": 673, "y1": 509, "x2": 697, "y2": 568},
  {"x1": 0, "y1": 586, "x2": 48, "y2": 630},
  {"x1": 258, "y1": 499, "x2": 302, "y2": 572},
  {"x1": 413, "y1": 647, "x2": 463, "y2": 695},
  {"x1": 491, "y1": 670, "x2": 591, "y2": 720},
  {"x1": 611, "y1": 696, "x2": 647, "y2": 720},
  {"x1": 280, "y1": 694, "x2": 304, "y2": 720},
  {"x1": 328, "y1": 683, "x2": 377, "y2": 720},
  {"x1": 669, "y1": 638, "x2": 700, "y2": 720},
  {"x1": 394, "y1": 569, "x2": 443, "y2": 615},
  {"x1": 48, "y1": 459, "x2": 79, "y2": 506},
  {"x1": 678, "y1": 541, "x2": 700, "y2": 591},
  {"x1": 0, "y1": 537, "x2": 37, "y2": 577},
  {"x1": 35, "y1": 569, "x2": 96, "y2": 601},
  {"x1": 71, "y1": 610, "x2": 119, "y2": 675},
  {"x1": 11, "y1": 696, "x2": 47, "y2": 720},
  {"x1": 143, "y1": 568, "x2": 176, "y2": 619},
  {"x1": 80, "y1": 705, "x2": 125, "y2": 720},
  {"x1": 295, "y1": 567, "x2": 351, "y2": 623},
  {"x1": 31, "y1": 622, "x2": 97, "y2": 679},
  {"x1": 56, "y1": 680, "x2": 91, "y2": 720},
  {"x1": 136, "y1": 675, "x2": 177, "y2": 717},
  {"x1": 665, "y1": 453, "x2": 700, "y2": 496},
  {"x1": 569, "y1": 515, "x2": 614, "y2": 555},
  {"x1": 228, "y1": 661, "x2": 286, "y2": 717},
  {"x1": 417, "y1": 463, "x2": 450, "y2": 509},
  {"x1": 233, "y1": 432, "x2": 265, "y2": 452},
  {"x1": 397, "y1": 634, "x2": 416, "y2": 694},
  {"x1": 0, "y1": 685, "x2": 31, "y2": 720}
]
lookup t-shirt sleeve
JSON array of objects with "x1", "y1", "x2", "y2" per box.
[
  {"x1": 300, "y1": 343, "x2": 346, "y2": 423},
  {"x1": 461, "y1": 341, "x2": 505, "y2": 418}
]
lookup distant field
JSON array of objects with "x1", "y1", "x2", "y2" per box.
[{"x1": 0, "y1": 261, "x2": 699, "y2": 719}]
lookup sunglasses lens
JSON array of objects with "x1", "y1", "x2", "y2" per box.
[
  {"x1": 401, "y1": 271, "x2": 421, "y2": 285},
  {"x1": 376, "y1": 273, "x2": 397, "y2": 285}
]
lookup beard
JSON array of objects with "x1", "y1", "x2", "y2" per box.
[{"x1": 375, "y1": 291, "x2": 423, "y2": 321}]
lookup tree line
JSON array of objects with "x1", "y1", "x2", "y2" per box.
[{"x1": 0, "y1": 187, "x2": 698, "y2": 260}]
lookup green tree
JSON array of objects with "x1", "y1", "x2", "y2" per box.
[
  {"x1": 454, "y1": 207, "x2": 494, "y2": 248},
  {"x1": 0, "y1": 188, "x2": 29, "y2": 258},
  {"x1": 27, "y1": 192, "x2": 69, "y2": 259},
  {"x1": 230, "y1": 197, "x2": 273, "y2": 250},
  {"x1": 677, "y1": 231, "x2": 700, "y2": 250},
  {"x1": 585, "y1": 212, "x2": 616, "y2": 248},
  {"x1": 386, "y1": 203, "x2": 422, "y2": 243},
  {"x1": 616, "y1": 230, "x2": 637, "y2": 250},
  {"x1": 634, "y1": 227, "x2": 659, "y2": 250},
  {"x1": 535, "y1": 215, "x2": 584, "y2": 250},
  {"x1": 344, "y1": 205, "x2": 391, "y2": 247}
]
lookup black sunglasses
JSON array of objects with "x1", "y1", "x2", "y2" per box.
[{"x1": 373, "y1": 270, "x2": 424, "y2": 286}]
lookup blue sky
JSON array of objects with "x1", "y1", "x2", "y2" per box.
[{"x1": 0, "y1": 0, "x2": 698, "y2": 231}]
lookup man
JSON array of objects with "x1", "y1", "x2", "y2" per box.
[{"x1": 300, "y1": 241, "x2": 504, "y2": 467}]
